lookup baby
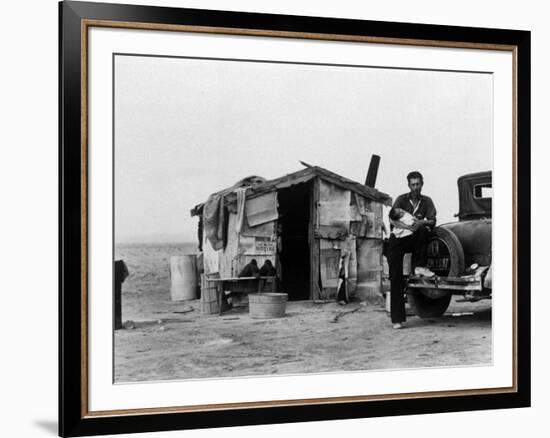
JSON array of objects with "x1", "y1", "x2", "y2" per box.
[
  {"x1": 388, "y1": 208, "x2": 436, "y2": 281},
  {"x1": 389, "y1": 207, "x2": 415, "y2": 238}
]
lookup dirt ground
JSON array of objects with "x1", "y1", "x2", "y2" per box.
[{"x1": 114, "y1": 296, "x2": 492, "y2": 383}]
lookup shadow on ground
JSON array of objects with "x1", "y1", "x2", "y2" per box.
[{"x1": 33, "y1": 420, "x2": 58, "y2": 435}]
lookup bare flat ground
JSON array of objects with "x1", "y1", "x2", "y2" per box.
[{"x1": 114, "y1": 296, "x2": 491, "y2": 383}]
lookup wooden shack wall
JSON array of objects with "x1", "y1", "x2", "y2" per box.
[
  {"x1": 235, "y1": 228, "x2": 277, "y2": 275},
  {"x1": 312, "y1": 178, "x2": 385, "y2": 300},
  {"x1": 309, "y1": 178, "x2": 321, "y2": 300},
  {"x1": 352, "y1": 198, "x2": 384, "y2": 301},
  {"x1": 202, "y1": 211, "x2": 277, "y2": 278}
]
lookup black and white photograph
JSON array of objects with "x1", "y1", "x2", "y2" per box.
[{"x1": 113, "y1": 52, "x2": 494, "y2": 383}]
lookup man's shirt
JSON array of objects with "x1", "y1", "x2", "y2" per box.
[{"x1": 392, "y1": 193, "x2": 437, "y2": 228}]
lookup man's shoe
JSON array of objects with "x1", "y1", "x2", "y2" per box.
[
  {"x1": 414, "y1": 266, "x2": 435, "y2": 278},
  {"x1": 393, "y1": 323, "x2": 404, "y2": 329}
]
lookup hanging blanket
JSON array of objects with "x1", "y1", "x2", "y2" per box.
[
  {"x1": 203, "y1": 192, "x2": 227, "y2": 251},
  {"x1": 202, "y1": 176, "x2": 267, "y2": 251}
]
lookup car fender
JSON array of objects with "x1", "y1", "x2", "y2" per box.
[{"x1": 483, "y1": 264, "x2": 492, "y2": 289}]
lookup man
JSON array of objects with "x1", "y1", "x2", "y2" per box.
[
  {"x1": 387, "y1": 171, "x2": 436, "y2": 329},
  {"x1": 114, "y1": 260, "x2": 129, "y2": 330}
]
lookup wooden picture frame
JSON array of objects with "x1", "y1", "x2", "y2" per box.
[{"x1": 59, "y1": 1, "x2": 530, "y2": 436}]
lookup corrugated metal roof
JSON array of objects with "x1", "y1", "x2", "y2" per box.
[{"x1": 191, "y1": 165, "x2": 392, "y2": 216}]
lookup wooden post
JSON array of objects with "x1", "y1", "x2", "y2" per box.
[
  {"x1": 309, "y1": 178, "x2": 321, "y2": 300},
  {"x1": 217, "y1": 282, "x2": 223, "y2": 316}
]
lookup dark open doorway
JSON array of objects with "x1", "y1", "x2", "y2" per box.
[{"x1": 277, "y1": 182, "x2": 311, "y2": 301}]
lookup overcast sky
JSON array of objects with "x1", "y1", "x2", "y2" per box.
[{"x1": 114, "y1": 55, "x2": 492, "y2": 243}]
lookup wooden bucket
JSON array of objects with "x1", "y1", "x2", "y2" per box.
[{"x1": 200, "y1": 274, "x2": 219, "y2": 314}]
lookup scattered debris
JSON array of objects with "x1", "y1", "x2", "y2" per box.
[
  {"x1": 205, "y1": 338, "x2": 233, "y2": 346},
  {"x1": 173, "y1": 309, "x2": 194, "y2": 314},
  {"x1": 331, "y1": 306, "x2": 361, "y2": 323}
]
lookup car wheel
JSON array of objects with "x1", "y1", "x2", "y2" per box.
[
  {"x1": 408, "y1": 228, "x2": 464, "y2": 318},
  {"x1": 425, "y1": 227, "x2": 465, "y2": 277}
]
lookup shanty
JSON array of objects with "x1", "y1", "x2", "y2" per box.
[{"x1": 190, "y1": 164, "x2": 392, "y2": 313}]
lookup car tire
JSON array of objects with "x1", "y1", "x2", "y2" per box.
[
  {"x1": 428, "y1": 227, "x2": 465, "y2": 277},
  {"x1": 408, "y1": 227, "x2": 465, "y2": 318}
]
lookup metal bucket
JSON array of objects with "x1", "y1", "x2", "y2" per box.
[
  {"x1": 170, "y1": 255, "x2": 197, "y2": 301},
  {"x1": 248, "y1": 293, "x2": 288, "y2": 319}
]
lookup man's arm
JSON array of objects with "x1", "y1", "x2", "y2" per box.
[
  {"x1": 389, "y1": 218, "x2": 414, "y2": 231},
  {"x1": 424, "y1": 196, "x2": 437, "y2": 228},
  {"x1": 412, "y1": 197, "x2": 437, "y2": 231},
  {"x1": 411, "y1": 218, "x2": 435, "y2": 231}
]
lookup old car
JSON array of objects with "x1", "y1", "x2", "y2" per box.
[{"x1": 406, "y1": 171, "x2": 492, "y2": 317}]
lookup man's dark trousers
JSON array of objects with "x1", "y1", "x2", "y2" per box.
[{"x1": 387, "y1": 227, "x2": 430, "y2": 323}]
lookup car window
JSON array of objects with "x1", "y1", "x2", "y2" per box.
[{"x1": 474, "y1": 183, "x2": 492, "y2": 199}]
